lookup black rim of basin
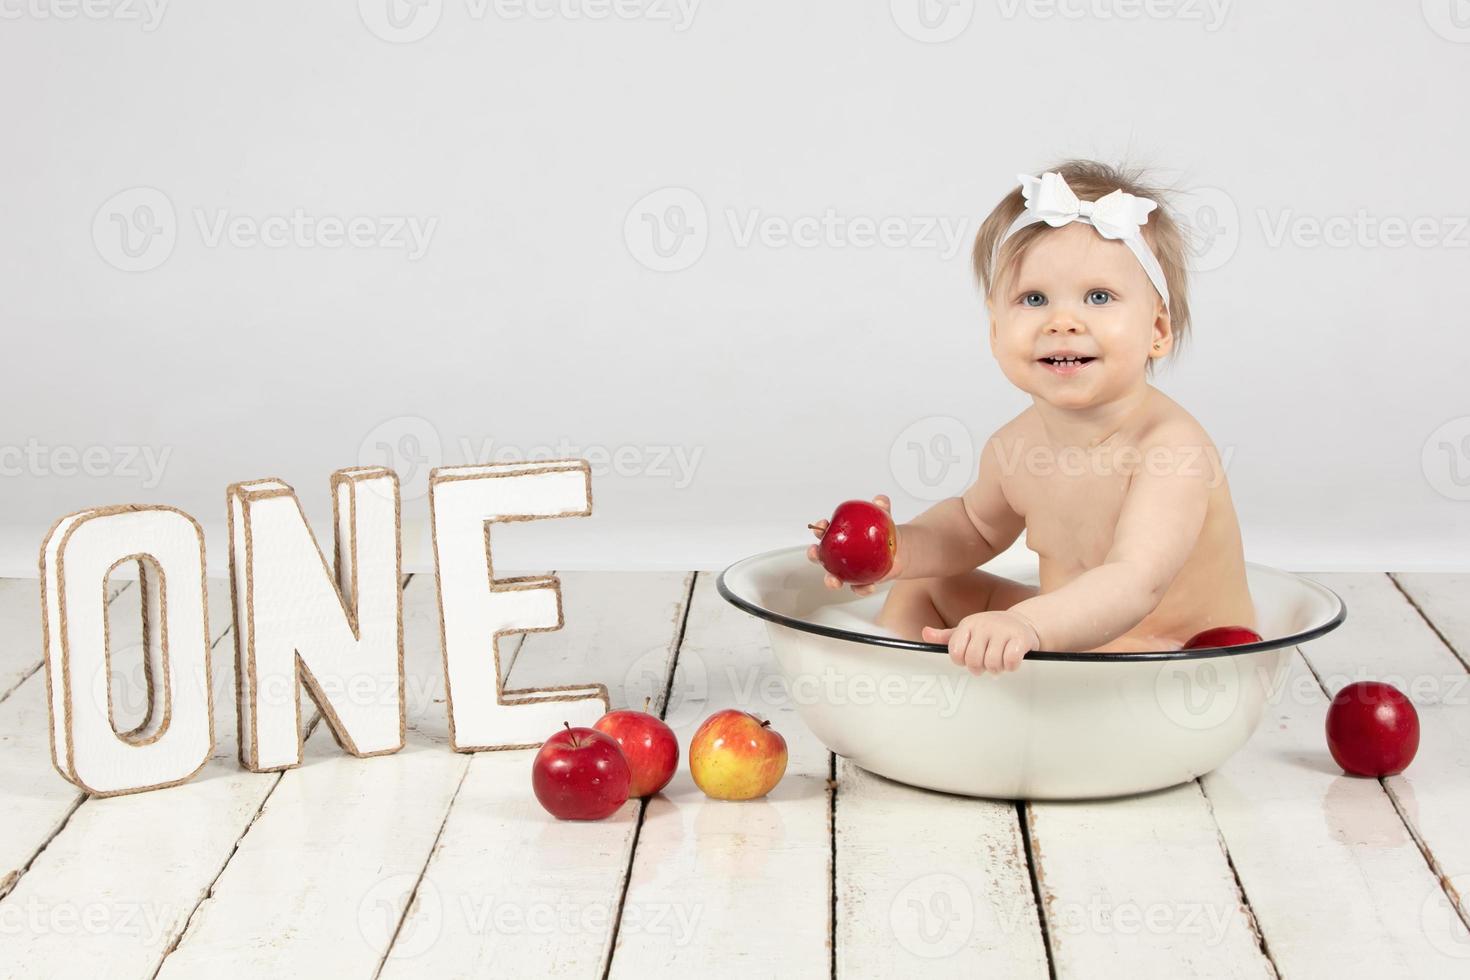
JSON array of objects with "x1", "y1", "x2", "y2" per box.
[{"x1": 715, "y1": 551, "x2": 1346, "y2": 663}]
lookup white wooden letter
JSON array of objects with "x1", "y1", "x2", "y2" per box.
[
  {"x1": 40, "y1": 505, "x2": 214, "y2": 796},
  {"x1": 229, "y1": 467, "x2": 404, "y2": 771},
  {"x1": 429, "y1": 459, "x2": 608, "y2": 751}
]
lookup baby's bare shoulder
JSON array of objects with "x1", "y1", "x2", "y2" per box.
[
  {"x1": 1130, "y1": 392, "x2": 1229, "y2": 486},
  {"x1": 1135, "y1": 391, "x2": 1217, "y2": 451},
  {"x1": 986, "y1": 406, "x2": 1039, "y2": 446}
]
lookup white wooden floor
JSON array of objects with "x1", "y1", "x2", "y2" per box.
[{"x1": 2, "y1": 571, "x2": 1469, "y2": 979}]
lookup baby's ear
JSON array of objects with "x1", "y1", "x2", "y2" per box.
[{"x1": 1152, "y1": 300, "x2": 1173, "y2": 345}]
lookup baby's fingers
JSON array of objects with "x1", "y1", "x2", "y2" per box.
[
  {"x1": 872, "y1": 494, "x2": 891, "y2": 513},
  {"x1": 922, "y1": 625, "x2": 952, "y2": 644},
  {"x1": 949, "y1": 626, "x2": 974, "y2": 669},
  {"x1": 982, "y1": 636, "x2": 1009, "y2": 674},
  {"x1": 806, "y1": 540, "x2": 840, "y2": 585}
]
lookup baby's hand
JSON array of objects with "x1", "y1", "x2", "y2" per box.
[
  {"x1": 806, "y1": 494, "x2": 899, "y2": 596},
  {"x1": 923, "y1": 610, "x2": 1041, "y2": 674}
]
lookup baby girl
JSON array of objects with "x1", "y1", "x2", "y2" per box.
[{"x1": 807, "y1": 160, "x2": 1255, "y2": 672}]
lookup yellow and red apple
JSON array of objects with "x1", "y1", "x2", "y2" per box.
[{"x1": 689, "y1": 709, "x2": 788, "y2": 800}]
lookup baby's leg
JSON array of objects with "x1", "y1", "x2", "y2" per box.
[
  {"x1": 1086, "y1": 633, "x2": 1186, "y2": 654},
  {"x1": 876, "y1": 569, "x2": 1039, "y2": 642}
]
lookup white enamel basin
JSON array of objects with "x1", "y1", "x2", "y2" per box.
[{"x1": 717, "y1": 547, "x2": 1346, "y2": 801}]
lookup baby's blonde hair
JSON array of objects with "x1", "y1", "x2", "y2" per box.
[{"x1": 972, "y1": 159, "x2": 1192, "y2": 375}]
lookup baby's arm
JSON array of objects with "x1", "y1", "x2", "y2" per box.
[
  {"x1": 900, "y1": 434, "x2": 1026, "y2": 579},
  {"x1": 807, "y1": 433, "x2": 1024, "y2": 593},
  {"x1": 1005, "y1": 434, "x2": 1210, "y2": 652}
]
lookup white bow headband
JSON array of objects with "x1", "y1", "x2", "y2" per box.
[{"x1": 994, "y1": 171, "x2": 1171, "y2": 310}]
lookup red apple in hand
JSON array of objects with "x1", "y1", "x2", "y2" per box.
[
  {"x1": 1182, "y1": 625, "x2": 1263, "y2": 649},
  {"x1": 1326, "y1": 681, "x2": 1420, "y2": 777},
  {"x1": 531, "y1": 723, "x2": 631, "y2": 820},
  {"x1": 593, "y1": 699, "x2": 679, "y2": 798},
  {"x1": 810, "y1": 499, "x2": 897, "y2": 586},
  {"x1": 689, "y1": 709, "x2": 788, "y2": 800}
]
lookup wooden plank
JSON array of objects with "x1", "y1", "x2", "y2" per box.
[
  {"x1": 835, "y1": 757, "x2": 1048, "y2": 976},
  {"x1": 0, "y1": 578, "x2": 276, "y2": 980},
  {"x1": 1203, "y1": 649, "x2": 1470, "y2": 975},
  {"x1": 377, "y1": 571, "x2": 693, "y2": 978},
  {"x1": 0, "y1": 579, "x2": 46, "y2": 701},
  {"x1": 607, "y1": 573, "x2": 833, "y2": 979},
  {"x1": 1297, "y1": 573, "x2": 1470, "y2": 937},
  {"x1": 0, "y1": 578, "x2": 128, "y2": 703},
  {"x1": 1028, "y1": 782, "x2": 1271, "y2": 978},
  {"x1": 151, "y1": 573, "x2": 463, "y2": 980},
  {"x1": 0, "y1": 578, "x2": 232, "y2": 902},
  {"x1": 1392, "y1": 573, "x2": 1470, "y2": 671}
]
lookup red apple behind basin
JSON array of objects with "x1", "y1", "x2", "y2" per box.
[{"x1": 1325, "y1": 681, "x2": 1420, "y2": 777}]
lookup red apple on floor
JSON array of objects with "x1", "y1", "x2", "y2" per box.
[
  {"x1": 593, "y1": 699, "x2": 679, "y2": 798},
  {"x1": 1325, "y1": 681, "x2": 1420, "y2": 777},
  {"x1": 1182, "y1": 625, "x2": 1263, "y2": 649},
  {"x1": 689, "y1": 709, "x2": 788, "y2": 800},
  {"x1": 531, "y1": 723, "x2": 631, "y2": 820},
  {"x1": 810, "y1": 499, "x2": 897, "y2": 586}
]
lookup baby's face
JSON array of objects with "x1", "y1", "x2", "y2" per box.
[{"x1": 987, "y1": 222, "x2": 1168, "y2": 410}]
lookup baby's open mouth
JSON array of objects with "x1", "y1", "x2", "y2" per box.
[{"x1": 1038, "y1": 355, "x2": 1096, "y2": 365}]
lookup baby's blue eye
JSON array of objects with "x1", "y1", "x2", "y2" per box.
[
  {"x1": 1086, "y1": 289, "x2": 1113, "y2": 305},
  {"x1": 1021, "y1": 292, "x2": 1046, "y2": 307}
]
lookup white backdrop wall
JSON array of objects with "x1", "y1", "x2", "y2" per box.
[{"x1": 2, "y1": 0, "x2": 1468, "y2": 575}]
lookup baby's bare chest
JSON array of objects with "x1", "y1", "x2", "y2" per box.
[{"x1": 1007, "y1": 466, "x2": 1132, "y2": 568}]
